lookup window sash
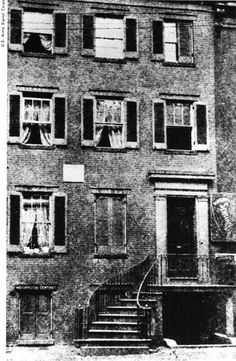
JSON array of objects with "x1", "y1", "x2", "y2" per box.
[{"x1": 164, "y1": 21, "x2": 193, "y2": 62}]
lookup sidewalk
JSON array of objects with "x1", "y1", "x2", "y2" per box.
[{"x1": 5, "y1": 345, "x2": 236, "y2": 361}]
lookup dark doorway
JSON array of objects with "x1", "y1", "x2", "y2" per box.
[
  {"x1": 163, "y1": 292, "x2": 216, "y2": 344},
  {"x1": 167, "y1": 197, "x2": 197, "y2": 277}
]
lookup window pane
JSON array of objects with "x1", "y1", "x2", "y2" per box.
[
  {"x1": 183, "y1": 104, "x2": 191, "y2": 125},
  {"x1": 174, "y1": 104, "x2": 182, "y2": 125},
  {"x1": 179, "y1": 22, "x2": 192, "y2": 57},
  {"x1": 23, "y1": 12, "x2": 53, "y2": 34},
  {"x1": 33, "y1": 100, "x2": 41, "y2": 121},
  {"x1": 167, "y1": 103, "x2": 174, "y2": 125},
  {"x1": 42, "y1": 101, "x2": 50, "y2": 123},
  {"x1": 164, "y1": 22, "x2": 177, "y2": 42},
  {"x1": 95, "y1": 17, "x2": 124, "y2": 58},
  {"x1": 164, "y1": 43, "x2": 177, "y2": 62}
]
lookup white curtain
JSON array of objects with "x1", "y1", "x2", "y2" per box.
[
  {"x1": 108, "y1": 126, "x2": 123, "y2": 148},
  {"x1": 22, "y1": 198, "x2": 50, "y2": 249}
]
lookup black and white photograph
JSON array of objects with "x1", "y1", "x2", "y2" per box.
[{"x1": 3, "y1": 0, "x2": 236, "y2": 360}]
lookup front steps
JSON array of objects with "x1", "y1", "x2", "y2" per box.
[{"x1": 75, "y1": 292, "x2": 154, "y2": 355}]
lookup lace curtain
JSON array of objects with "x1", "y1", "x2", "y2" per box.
[
  {"x1": 22, "y1": 196, "x2": 51, "y2": 249},
  {"x1": 95, "y1": 100, "x2": 123, "y2": 148},
  {"x1": 22, "y1": 99, "x2": 51, "y2": 145}
]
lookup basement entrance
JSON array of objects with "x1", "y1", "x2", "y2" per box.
[{"x1": 163, "y1": 292, "x2": 220, "y2": 344}]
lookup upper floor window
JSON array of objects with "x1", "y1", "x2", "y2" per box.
[
  {"x1": 153, "y1": 99, "x2": 208, "y2": 151},
  {"x1": 8, "y1": 190, "x2": 67, "y2": 254},
  {"x1": 82, "y1": 96, "x2": 138, "y2": 149},
  {"x1": 82, "y1": 15, "x2": 138, "y2": 59},
  {"x1": 8, "y1": 92, "x2": 67, "y2": 146},
  {"x1": 152, "y1": 20, "x2": 193, "y2": 64},
  {"x1": 9, "y1": 9, "x2": 67, "y2": 54}
]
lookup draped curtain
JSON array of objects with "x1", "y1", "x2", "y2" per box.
[
  {"x1": 22, "y1": 196, "x2": 51, "y2": 249},
  {"x1": 22, "y1": 99, "x2": 51, "y2": 145}
]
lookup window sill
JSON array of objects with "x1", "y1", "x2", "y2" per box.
[
  {"x1": 94, "y1": 147, "x2": 128, "y2": 153},
  {"x1": 164, "y1": 149, "x2": 198, "y2": 155},
  {"x1": 17, "y1": 339, "x2": 54, "y2": 346},
  {"x1": 94, "y1": 253, "x2": 128, "y2": 259},
  {"x1": 21, "y1": 52, "x2": 56, "y2": 59},
  {"x1": 18, "y1": 144, "x2": 56, "y2": 150},
  {"x1": 93, "y1": 57, "x2": 127, "y2": 64},
  {"x1": 163, "y1": 61, "x2": 195, "y2": 68}
]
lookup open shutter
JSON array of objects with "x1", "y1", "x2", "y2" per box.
[
  {"x1": 125, "y1": 17, "x2": 138, "y2": 58},
  {"x1": 195, "y1": 103, "x2": 208, "y2": 151},
  {"x1": 126, "y1": 99, "x2": 138, "y2": 148},
  {"x1": 54, "y1": 12, "x2": 68, "y2": 54},
  {"x1": 82, "y1": 15, "x2": 94, "y2": 56},
  {"x1": 152, "y1": 20, "x2": 163, "y2": 59},
  {"x1": 9, "y1": 8, "x2": 23, "y2": 51},
  {"x1": 53, "y1": 95, "x2": 67, "y2": 145},
  {"x1": 9, "y1": 93, "x2": 21, "y2": 142},
  {"x1": 9, "y1": 192, "x2": 21, "y2": 251},
  {"x1": 82, "y1": 96, "x2": 95, "y2": 146},
  {"x1": 53, "y1": 193, "x2": 67, "y2": 252},
  {"x1": 153, "y1": 100, "x2": 166, "y2": 149},
  {"x1": 178, "y1": 21, "x2": 193, "y2": 63}
]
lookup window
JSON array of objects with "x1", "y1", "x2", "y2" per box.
[
  {"x1": 82, "y1": 96, "x2": 138, "y2": 149},
  {"x1": 82, "y1": 15, "x2": 138, "y2": 59},
  {"x1": 9, "y1": 92, "x2": 67, "y2": 146},
  {"x1": 18, "y1": 291, "x2": 52, "y2": 342},
  {"x1": 9, "y1": 9, "x2": 67, "y2": 54},
  {"x1": 153, "y1": 99, "x2": 208, "y2": 151},
  {"x1": 152, "y1": 20, "x2": 193, "y2": 64},
  {"x1": 8, "y1": 191, "x2": 67, "y2": 254},
  {"x1": 94, "y1": 192, "x2": 127, "y2": 256}
]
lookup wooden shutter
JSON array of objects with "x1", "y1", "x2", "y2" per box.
[
  {"x1": 125, "y1": 17, "x2": 138, "y2": 58},
  {"x1": 196, "y1": 103, "x2": 208, "y2": 150},
  {"x1": 82, "y1": 15, "x2": 94, "y2": 56},
  {"x1": 54, "y1": 12, "x2": 68, "y2": 54},
  {"x1": 9, "y1": 93, "x2": 21, "y2": 141},
  {"x1": 153, "y1": 20, "x2": 163, "y2": 55},
  {"x1": 53, "y1": 95, "x2": 67, "y2": 145},
  {"x1": 9, "y1": 9, "x2": 23, "y2": 51},
  {"x1": 153, "y1": 100, "x2": 166, "y2": 149},
  {"x1": 126, "y1": 99, "x2": 138, "y2": 148},
  {"x1": 53, "y1": 193, "x2": 67, "y2": 252},
  {"x1": 9, "y1": 193, "x2": 21, "y2": 249},
  {"x1": 82, "y1": 97, "x2": 94, "y2": 146}
]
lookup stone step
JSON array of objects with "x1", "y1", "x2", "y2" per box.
[
  {"x1": 91, "y1": 321, "x2": 138, "y2": 330},
  {"x1": 88, "y1": 329, "x2": 139, "y2": 339},
  {"x1": 132, "y1": 291, "x2": 162, "y2": 300},
  {"x1": 98, "y1": 313, "x2": 138, "y2": 322},
  {"x1": 79, "y1": 345, "x2": 150, "y2": 356},
  {"x1": 119, "y1": 298, "x2": 156, "y2": 306},
  {"x1": 75, "y1": 338, "x2": 152, "y2": 347},
  {"x1": 106, "y1": 306, "x2": 138, "y2": 314}
]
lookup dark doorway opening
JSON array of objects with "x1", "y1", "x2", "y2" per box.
[
  {"x1": 167, "y1": 197, "x2": 197, "y2": 277},
  {"x1": 163, "y1": 292, "x2": 218, "y2": 344}
]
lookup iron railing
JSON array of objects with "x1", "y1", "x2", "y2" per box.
[{"x1": 75, "y1": 255, "x2": 151, "y2": 340}]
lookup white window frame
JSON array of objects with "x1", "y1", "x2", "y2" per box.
[
  {"x1": 163, "y1": 20, "x2": 194, "y2": 63},
  {"x1": 8, "y1": 190, "x2": 67, "y2": 254},
  {"x1": 153, "y1": 99, "x2": 208, "y2": 151}
]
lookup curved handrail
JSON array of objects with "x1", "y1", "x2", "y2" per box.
[{"x1": 136, "y1": 259, "x2": 157, "y2": 309}]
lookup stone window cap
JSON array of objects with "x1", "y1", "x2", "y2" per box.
[{"x1": 15, "y1": 284, "x2": 57, "y2": 292}]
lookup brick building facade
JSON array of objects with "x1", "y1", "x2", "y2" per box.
[{"x1": 7, "y1": 0, "x2": 236, "y2": 354}]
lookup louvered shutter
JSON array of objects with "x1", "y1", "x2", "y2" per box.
[
  {"x1": 153, "y1": 21, "x2": 163, "y2": 55},
  {"x1": 153, "y1": 100, "x2": 166, "y2": 149},
  {"x1": 196, "y1": 103, "x2": 208, "y2": 150},
  {"x1": 125, "y1": 18, "x2": 138, "y2": 58},
  {"x1": 9, "y1": 9, "x2": 22, "y2": 51},
  {"x1": 82, "y1": 15, "x2": 94, "y2": 56},
  {"x1": 126, "y1": 100, "x2": 138, "y2": 147},
  {"x1": 54, "y1": 95, "x2": 67, "y2": 145},
  {"x1": 9, "y1": 94, "x2": 21, "y2": 141},
  {"x1": 54, "y1": 12, "x2": 68, "y2": 54},
  {"x1": 9, "y1": 193, "x2": 21, "y2": 247},
  {"x1": 53, "y1": 193, "x2": 67, "y2": 252},
  {"x1": 82, "y1": 97, "x2": 94, "y2": 145}
]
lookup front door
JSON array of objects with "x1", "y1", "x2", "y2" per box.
[
  {"x1": 20, "y1": 292, "x2": 51, "y2": 340},
  {"x1": 167, "y1": 197, "x2": 197, "y2": 277}
]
